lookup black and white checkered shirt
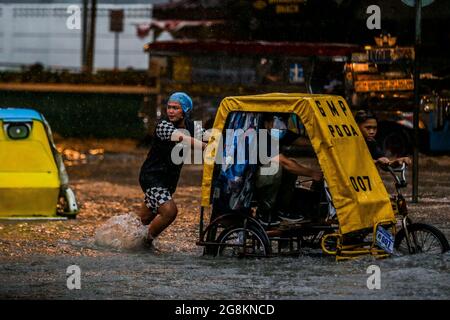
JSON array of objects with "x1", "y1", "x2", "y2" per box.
[
  {"x1": 155, "y1": 120, "x2": 177, "y2": 141},
  {"x1": 139, "y1": 117, "x2": 197, "y2": 193}
]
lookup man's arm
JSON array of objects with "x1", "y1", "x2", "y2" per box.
[
  {"x1": 389, "y1": 156, "x2": 411, "y2": 167},
  {"x1": 375, "y1": 157, "x2": 390, "y2": 166},
  {"x1": 374, "y1": 156, "x2": 411, "y2": 167},
  {"x1": 274, "y1": 154, "x2": 323, "y2": 181}
]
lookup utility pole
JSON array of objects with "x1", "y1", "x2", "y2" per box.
[
  {"x1": 402, "y1": 0, "x2": 434, "y2": 202},
  {"x1": 412, "y1": 0, "x2": 421, "y2": 203},
  {"x1": 86, "y1": 0, "x2": 97, "y2": 74},
  {"x1": 81, "y1": 0, "x2": 88, "y2": 71},
  {"x1": 114, "y1": 32, "x2": 119, "y2": 70}
]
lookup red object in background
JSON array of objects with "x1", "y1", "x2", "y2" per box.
[
  {"x1": 137, "y1": 23, "x2": 151, "y2": 38},
  {"x1": 144, "y1": 39, "x2": 360, "y2": 57},
  {"x1": 135, "y1": 20, "x2": 224, "y2": 39}
]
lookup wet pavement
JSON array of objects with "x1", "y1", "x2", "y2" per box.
[{"x1": 0, "y1": 142, "x2": 449, "y2": 299}]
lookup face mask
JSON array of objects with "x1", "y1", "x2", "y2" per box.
[
  {"x1": 270, "y1": 116, "x2": 287, "y2": 140},
  {"x1": 270, "y1": 128, "x2": 286, "y2": 140}
]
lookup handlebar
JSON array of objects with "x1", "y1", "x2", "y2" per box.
[{"x1": 381, "y1": 162, "x2": 408, "y2": 189}]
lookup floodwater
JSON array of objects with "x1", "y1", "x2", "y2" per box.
[
  {"x1": 1, "y1": 144, "x2": 449, "y2": 299},
  {"x1": 1, "y1": 247, "x2": 449, "y2": 300}
]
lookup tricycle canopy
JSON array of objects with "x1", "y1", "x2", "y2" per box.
[{"x1": 201, "y1": 93, "x2": 395, "y2": 234}]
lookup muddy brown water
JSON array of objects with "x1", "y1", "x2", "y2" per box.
[{"x1": 1, "y1": 151, "x2": 449, "y2": 299}]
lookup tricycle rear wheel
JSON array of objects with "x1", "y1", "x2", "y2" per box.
[{"x1": 216, "y1": 225, "x2": 271, "y2": 257}]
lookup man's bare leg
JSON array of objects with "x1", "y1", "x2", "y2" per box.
[
  {"x1": 137, "y1": 202, "x2": 156, "y2": 225},
  {"x1": 147, "y1": 200, "x2": 178, "y2": 240}
]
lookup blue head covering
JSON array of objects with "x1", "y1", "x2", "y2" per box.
[{"x1": 168, "y1": 92, "x2": 193, "y2": 115}]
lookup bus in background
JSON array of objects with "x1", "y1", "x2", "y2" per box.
[{"x1": 344, "y1": 34, "x2": 450, "y2": 156}]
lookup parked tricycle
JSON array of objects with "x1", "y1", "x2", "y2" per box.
[{"x1": 0, "y1": 108, "x2": 78, "y2": 219}]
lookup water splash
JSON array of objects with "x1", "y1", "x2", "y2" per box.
[{"x1": 94, "y1": 213, "x2": 148, "y2": 251}]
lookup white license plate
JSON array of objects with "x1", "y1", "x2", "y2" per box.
[{"x1": 376, "y1": 226, "x2": 394, "y2": 254}]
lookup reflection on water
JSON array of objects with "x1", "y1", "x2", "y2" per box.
[
  {"x1": 58, "y1": 147, "x2": 105, "y2": 167},
  {"x1": 1, "y1": 244, "x2": 448, "y2": 299}
]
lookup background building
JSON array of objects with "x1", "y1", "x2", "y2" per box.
[
  {"x1": 0, "y1": 0, "x2": 169, "y2": 70},
  {"x1": 153, "y1": 0, "x2": 450, "y2": 73}
]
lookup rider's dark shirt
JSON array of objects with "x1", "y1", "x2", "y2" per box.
[
  {"x1": 280, "y1": 130, "x2": 301, "y2": 153},
  {"x1": 366, "y1": 138, "x2": 386, "y2": 160},
  {"x1": 139, "y1": 117, "x2": 195, "y2": 193}
]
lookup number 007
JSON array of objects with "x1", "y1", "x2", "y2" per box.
[{"x1": 350, "y1": 176, "x2": 372, "y2": 192}]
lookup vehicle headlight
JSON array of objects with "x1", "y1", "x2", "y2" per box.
[
  {"x1": 421, "y1": 96, "x2": 436, "y2": 113},
  {"x1": 5, "y1": 123, "x2": 31, "y2": 139}
]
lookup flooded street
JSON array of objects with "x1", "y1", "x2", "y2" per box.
[{"x1": 1, "y1": 142, "x2": 449, "y2": 299}]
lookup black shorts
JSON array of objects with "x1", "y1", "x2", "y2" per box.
[{"x1": 143, "y1": 187, "x2": 173, "y2": 213}]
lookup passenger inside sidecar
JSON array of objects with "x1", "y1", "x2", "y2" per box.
[{"x1": 210, "y1": 111, "x2": 330, "y2": 229}]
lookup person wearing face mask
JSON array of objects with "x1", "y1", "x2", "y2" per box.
[
  {"x1": 255, "y1": 113, "x2": 323, "y2": 227},
  {"x1": 137, "y1": 92, "x2": 206, "y2": 249}
]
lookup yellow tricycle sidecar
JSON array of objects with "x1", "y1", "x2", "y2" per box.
[
  {"x1": 198, "y1": 93, "x2": 397, "y2": 259},
  {"x1": 0, "y1": 108, "x2": 78, "y2": 219}
]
